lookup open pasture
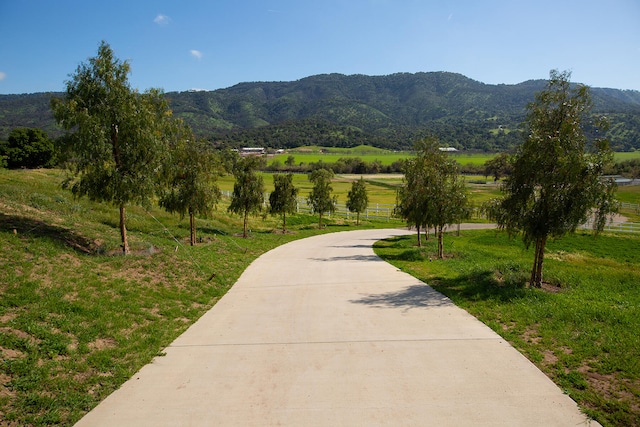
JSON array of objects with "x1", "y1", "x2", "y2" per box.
[
  {"x1": 220, "y1": 173, "x2": 502, "y2": 207},
  {"x1": 272, "y1": 145, "x2": 497, "y2": 167},
  {"x1": 614, "y1": 151, "x2": 640, "y2": 161}
]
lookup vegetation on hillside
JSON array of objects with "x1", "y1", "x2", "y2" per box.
[{"x1": 2, "y1": 72, "x2": 640, "y2": 151}]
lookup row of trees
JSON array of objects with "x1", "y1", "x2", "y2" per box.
[
  {"x1": 48, "y1": 41, "x2": 375, "y2": 253},
  {"x1": 49, "y1": 41, "x2": 372, "y2": 252},
  {"x1": 395, "y1": 71, "x2": 617, "y2": 288},
  {"x1": 231, "y1": 157, "x2": 370, "y2": 236}
]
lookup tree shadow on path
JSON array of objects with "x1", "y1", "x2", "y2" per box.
[{"x1": 350, "y1": 284, "x2": 453, "y2": 310}]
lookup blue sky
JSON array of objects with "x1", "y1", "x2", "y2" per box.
[{"x1": 1, "y1": 0, "x2": 639, "y2": 94}]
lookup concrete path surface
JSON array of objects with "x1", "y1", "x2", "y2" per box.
[{"x1": 75, "y1": 228, "x2": 599, "y2": 426}]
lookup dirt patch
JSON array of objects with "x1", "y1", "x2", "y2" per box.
[
  {"x1": 578, "y1": 364, "x2": 640, "y2": 415},
  {"x1": 0, "y1": 327, "x2": 39, "y2": 345},
  {"x1": 0, "y1": 372, "x2": 15, "y2": 399},
  {"x1": 87, "y1": 338, "x2": 117, "y2": 351},
  {"x1": 522, "y1": 325, "x2": 541, "y2": 345},
  {"x1": 0, "y1": 346, "x2": 24, "y2": 360},
  {"x1": 0, "y1": 312, "x2": 17, "y2": 324},
  {"x1": 542, "y1": 350, "x2": 558, "y2": 365},
  {"x1": 539, "y1": 282, "x2": 563, "y2": 293}
]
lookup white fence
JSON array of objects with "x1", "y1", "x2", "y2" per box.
[
  {"x1": 295, "y1": 200, "x2": 396, "y2": 222},
  {"x1": 581, "y1": 221, "x2": 640, "y2": 234},
  {"x1": 221, "y1": 190, "x2": 396, "y2": 221},
  {"x1": 620, "y1": 202, "x2": 640, "y2": 213}
]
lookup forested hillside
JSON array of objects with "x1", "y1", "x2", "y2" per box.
[{"x1": 2, "y1": 72, "x2": 640, "y2": 151}]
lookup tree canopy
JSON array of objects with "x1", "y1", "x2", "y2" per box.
[
  {"x1": 307, "y1": 168, "x2": 337, "y2": 228},
  {"x1": 228, "y1": 156, "x2": 265, "y2": 238},
  {"x1": 268, "y1": 173, "x2": 299, "y2": 232},
  {"x1": 158, "y1": 122, "x2": 221, "y2": 246},
  {"x1": 494, "y1": 70, "x2": 617, "y2": 287},
  {"x1": 346, "y1": 177, "x2": 369, "y2": 225},
  {"x1": 50, "y1": 41, "x2": 177, "y2": 254}
]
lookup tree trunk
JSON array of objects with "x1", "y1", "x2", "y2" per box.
[
  {"x1": 189, "y1": 210, "x2": 196, "y2": 246},
  {"x1": 282, "y1": 212, "x2": 287, "y2": 233},
  {"x1": 119, "y1": 204, "x2": 129, "y2": 255},
  {"x1": 318, "y1": 212, "x2": 323, "y2": 228},
  {"x1": 416, "y1": 224, "x2": 421, "y2": 247},
  {"x1": 437, "y1": 225, "x2": 444, "y2": 259},
  {"x1": 243, "y1": 210, "x2": 249, "y2": 238},
  {"x1": 529, "y1": 236, "x2": 547, "y2": 287},
  {"x1": 356, "y1": 212, "x2": 360, "y2": 226}
]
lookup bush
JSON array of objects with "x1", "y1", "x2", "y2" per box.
[{"x1": 2, "y1": 128, "x2": 55, "y2": 169}]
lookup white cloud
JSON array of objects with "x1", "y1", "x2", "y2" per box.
[
  {"x1": 0, "y1": 72, "x2": 6, "y2": 81},
  {"x1": 190, "y1": 50, "x2": 203, "y2": 60},
  {"x1": 154, "y1": 14, "x2": 170, "y2": 25}
]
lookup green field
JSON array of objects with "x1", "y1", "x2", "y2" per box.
[
  {"x1": 276, "y1": 147, "x2": 640, "y2": 168},
  {"x1": 614, "y1": 151, "x2": 640, "y2": 161},
  {"x1": 271, "y1": 145, "x2": 496, "y2": 167}
]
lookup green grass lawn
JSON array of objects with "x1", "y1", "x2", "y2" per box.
[{"x1": 374, "y1": 230, "x2": 640, "y2": 427}]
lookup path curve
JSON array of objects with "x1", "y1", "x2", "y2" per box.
[{"x1": 75, "y1": 228, "x2": 599, "y2": 426}]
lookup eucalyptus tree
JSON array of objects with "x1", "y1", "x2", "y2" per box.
[
  {"x1": 495, "y1": 70, "x2": 617, "y2": 287},
  {"x1": 396, "y1": 156, "x2": 429, "y2": 246},
  {"x1": 51, "y1": 41, "x2": 176, "y2": 254},
  {"x1": 228, "y1": 156, "x2": 265, "y2": 238},
  {"x1": 416, "y1": 138, "x2": 469, "y2": 258},
  {"x1": 397, "y1": 137, "x2": 469, "y2": 257},
  {"x1": 346, "y1": 177, "x2": 369, "y2": 225},
  {"x1": 158, "y1": 123, "x2": 221, "y2": 246},
  {"x1": 268, "y1": 173, "x2": 299, "y2": 233},
  {"x1": 307, "y1": 168, "x2": 337, "y2": 228}
]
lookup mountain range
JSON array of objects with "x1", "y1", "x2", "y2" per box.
[{"x1": 2, "y1": 72, "x2": 640, "y2": 151}]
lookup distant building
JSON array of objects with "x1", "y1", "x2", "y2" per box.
[
  {"x1": 439, "y1": 147, "x2": 458, "y2": 152},
  {"x1": 240, "y1": 147, "x2": 266, "y2": 156}
]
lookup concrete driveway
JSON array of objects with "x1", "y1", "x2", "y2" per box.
[{"x1": 75, "y1": 228, "x2": 599, "y2": 426}]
